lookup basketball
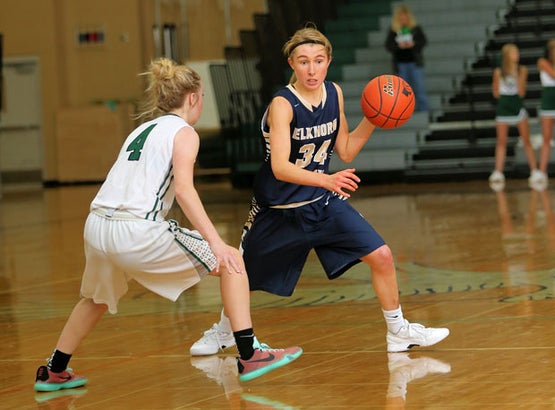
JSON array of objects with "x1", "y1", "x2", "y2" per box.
[{"x1": 360, "y1": 74, "x2": 415, "y2": 129}]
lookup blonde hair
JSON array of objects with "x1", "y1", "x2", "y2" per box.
[
  {"x1": 283, "y1": 24, "x2": 332, "y2": 84},
  {"x1": 500, "y1": 43, "x2": 519, "y2": 78},
  {"x1": 391, "y1": 4, "x2": 417, "y2": 32},
  {"x1": 136, "y1": 58, "x2": 201, "y2": 120}
]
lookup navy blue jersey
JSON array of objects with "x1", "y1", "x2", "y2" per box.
[{"x1": 253, "y1": 81, "x2": 340, "y2": 207}]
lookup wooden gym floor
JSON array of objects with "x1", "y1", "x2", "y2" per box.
[{"x1": 1, "y1": 178, "x2": 555, "y2": 409}]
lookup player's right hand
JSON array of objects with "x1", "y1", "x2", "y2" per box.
[{"x1": 326, "y1": 168, "x2": 360, "y2": 198}]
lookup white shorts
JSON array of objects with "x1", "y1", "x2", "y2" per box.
[{"x1": 80, "y1": 210, "x2": 216, "y2": 313}]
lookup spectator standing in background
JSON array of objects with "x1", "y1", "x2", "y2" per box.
[{"x1": 385, "y1": 4, "x2": 430, "y2": 112}]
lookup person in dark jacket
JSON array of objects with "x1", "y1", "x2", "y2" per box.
[{"x1": 385, "y1": 4, "x2": 430, "y2": 112}]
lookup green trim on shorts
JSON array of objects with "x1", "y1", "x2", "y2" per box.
[{"x1": 167, "y1": 220, "x2": 216, "y2": 273}]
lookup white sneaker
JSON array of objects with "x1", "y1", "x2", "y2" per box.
[
  {"x1": 528, "y1": 169, "x2": 547, "y2": 186},
  {"x1": 387, "y1": 320, "x2": 450, "y2": 353},
  {"x1": 489, "y1": 180, "x2": 505, "y2": 192},
  {"x1": 530, "y1": 178, "x2": 548, "y2": 192},
  {"x1": 190, "y1": 323, "x2": 236, "y2": 356},
  {"x1": 489, "y1": 170, "x2": 505, "y2": 183}
]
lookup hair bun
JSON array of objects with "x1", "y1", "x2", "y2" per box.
[{"x1": 151, "y1": 58, "x2": 176, "y2": 81}]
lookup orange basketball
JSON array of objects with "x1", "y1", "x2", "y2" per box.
[{"x1": 360, "y1": 74, "x2": 415, "y2": 129}]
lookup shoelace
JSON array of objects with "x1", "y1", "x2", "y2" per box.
[
  {"x1": 255, "y1": 346, "x2": 285, "y2": 353},
  {"x1": 201, "y1": 324, "x2": 231, "y2": 344}
]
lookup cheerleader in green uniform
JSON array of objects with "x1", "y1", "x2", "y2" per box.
[
  {"x1": 490, "y1": 43, "x2": 540, "y2": 187},
  {"x1": 536, "y1": 39, "x2": 555, "y2": 187}
]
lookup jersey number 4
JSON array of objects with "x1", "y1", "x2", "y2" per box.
[{"x1": 126, "y1": 124, "x2": 156, "y2": 161}]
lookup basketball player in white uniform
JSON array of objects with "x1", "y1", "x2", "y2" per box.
[{"x1": 34, "y1": 58, "x2": 302, "y2": 392}]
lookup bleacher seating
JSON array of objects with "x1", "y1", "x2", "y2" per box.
[
  {"x1": 409, "y1": 0, "x2": 555, "y2": 180},
  {"x1": 204, "y1": 0, "x2": 555, "y2": 185},
  {"x1": 330, "y1": 0, "x2": 509, "y2": 179}
]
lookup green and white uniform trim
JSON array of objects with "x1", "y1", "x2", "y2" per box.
[
  {"x1": 540, "y1": 70, "x2": 555, "y2": 118},
  {"x1": 495, "y1": 73, "x2": 528, "y2": 125}
]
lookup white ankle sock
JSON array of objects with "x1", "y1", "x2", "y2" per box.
[
  {"x1": 382, "y1": 306, "x2": 406, "y2": 334},
  {"x1": 219, "y1": 309, "x2": 232, "y2": 333}
]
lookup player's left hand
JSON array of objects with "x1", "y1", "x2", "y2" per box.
[{"x1": 211, "y1": 241, "x2": 245, "y2": 274}]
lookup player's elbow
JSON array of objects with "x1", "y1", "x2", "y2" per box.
[
  {"x1": 341, "y1": 153, "x2": 356, "y2": 163},
  {"x1": 174, "y1": 189, "x2": 188, "y2": 208},
  {"x1": 272, "y1": 167, "x2": 289, "y2": 182},
  {"x1": 270, "y1": 159, "x2": 291, "y2": 182},
  {"x1": 174, "y1": 183, "x2": 194, "y2": 205},
  {"x1": 336, "y1": 149, "x2": 356, "y2": 164}
]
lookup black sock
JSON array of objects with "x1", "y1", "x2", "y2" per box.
[
  {"x1": 48, "y1": 349, "x2": 72, "y2": 373},
  {"x1": 234, "y1": 328, "x2": 255, "y2": 360}
]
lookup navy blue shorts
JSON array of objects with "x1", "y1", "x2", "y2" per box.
[{"x1": 241, "y1": 194, "x2": 386, "y2": 296}]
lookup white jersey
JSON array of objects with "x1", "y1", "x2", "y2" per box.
[
  {"x1": 498, "y1": 74, "x2": 519, "y2": 96},
  {"x1": 540, "y1": 70, "x2": 555, "y2": 87},
  {"x1": 91, "y1": 114, "x2": 189, "y2": 222}
]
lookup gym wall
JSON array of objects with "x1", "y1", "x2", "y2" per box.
[{"x1": 0, "y1": 0, "x2": 265, "y2": 183}]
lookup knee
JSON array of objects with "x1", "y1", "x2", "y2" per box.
[
  {"x1": 363, "y1": 245, "x2": 394, "y2": 268},
  {"x1": 496, "y1": 137, "x2": 508, "y2": 148}
]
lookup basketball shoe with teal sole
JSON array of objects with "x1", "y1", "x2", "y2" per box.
[{"x1": 237, "y1": 346, "x2": 303, "y2": 382}]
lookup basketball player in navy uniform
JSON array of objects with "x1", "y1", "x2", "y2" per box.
[{"x1": 190, "y1": 25, "x2": 449, "y2": 356}]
